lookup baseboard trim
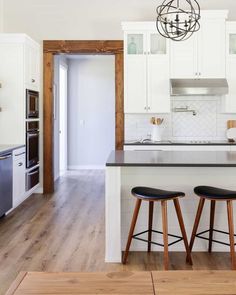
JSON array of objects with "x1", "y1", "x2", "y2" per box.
[{"x1": 68, "y1": 165, "x2": 105, "y2": 170}]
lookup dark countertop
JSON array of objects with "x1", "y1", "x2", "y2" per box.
[
  {"x1": 124, "y1": 140, "x2": 236, "y2": 146},
  {"x1": 0, "y1": 145, "x2": 25, "y2": 155},
  {"x1": 106, "y1": 150, "x2": 236, "y2": 167}
]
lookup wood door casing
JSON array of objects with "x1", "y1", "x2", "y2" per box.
[{"x1": 43, "y1": 40, "x2": 124, "y2": 193}]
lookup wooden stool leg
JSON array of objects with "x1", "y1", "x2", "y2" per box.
[
  {"x1": 227, "y1": 200, "x2": 236, "y2": 270},
  {"x1": 123, "y1": 199, "x2": 142, "y2": 264},
  {"x1": 173, "y1": 198, "x2": 193, "y2": 265},
  {"x1": 161, "y1": 200, "x2": 169, "y2": 270},
  {"x1": 189, "y1": 198, "x2": 205, "y2": 252},
  {"x1": 208, "y1": 200, "x2": 216, "y2": 253},
  {"x1": 148, "y1": 201, "x2": 154, "y2": 252}
]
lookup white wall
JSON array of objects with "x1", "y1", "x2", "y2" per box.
[
  {"x1": 2, "y1": 1, "x2": 236, "y2": 41},
  {"x1": 67, "y1": 55, "x2": 115, "y2": 169},
  {"x1": 53, "y1": 55, "x2": 68, "y2": 180}
]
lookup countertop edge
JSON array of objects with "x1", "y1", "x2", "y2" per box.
[
  {"x1": 0, "y1": 145, "x2": 25, "y2": 155},
  {"x1": 106, "y1": 163, "x2": 236, "y2": 167}
]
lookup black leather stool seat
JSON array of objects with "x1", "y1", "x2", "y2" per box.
[
  {"x1": 131, "y1": 186, "x2": 185, "y2": 200},
  {"x1": 194, "y1": 186, "x2": 236, "y2": 199}
]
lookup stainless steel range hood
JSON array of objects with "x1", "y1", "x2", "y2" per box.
[{"x1": 170, "y1": 79, "x2": 229, "y2": 96}]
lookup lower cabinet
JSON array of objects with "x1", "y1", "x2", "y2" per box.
[{"x1": 13, "y1": 148, "x2": 26, "y2": 207}]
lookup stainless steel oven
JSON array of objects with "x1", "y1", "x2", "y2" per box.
[
  {"x1": 26, "y1": 89, "x2": 39, "y2": 119},
  {"x1": 26, "y1": 167, "x2": 39, "y2": 191},
  {"x1": 26, "y1": 121, "x2": 39, "y2": 168}
]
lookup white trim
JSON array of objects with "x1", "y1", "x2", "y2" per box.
[
  {"x1": 0, "y1": 0, "x2": 4, "y2": 32},
  {"x1": 68, "y1": 165, "x2": 105, "y2": 170}
]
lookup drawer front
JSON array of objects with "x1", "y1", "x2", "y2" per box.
[
  {"x1": 13, "y1": 154, "x2": 26, "y2": 207},
  {"x1": 13, "y1": 147, "x2": 26, "y2": 157}
]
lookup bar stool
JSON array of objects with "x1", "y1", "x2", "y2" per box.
[
  {"x1": 189, "y1": 186, "x2": 236, "y2": 270},
  {"x1": 122, "y1": 186, "x2": 192, "y2": 270}
]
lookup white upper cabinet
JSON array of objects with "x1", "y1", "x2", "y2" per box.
[
  {"x1": 25, "y1": 42, "x2": 40, "y2": 91},
  {"x1": 0, "y1": 34, "x2": 40, "y2": 144},
  {"x1": 198, "y1": 18, "x2": 226, "y2": 78},
  {"x1": 170, "y1": 34, "x2": 198, "y2": 78},
  {"x1": 123, "y1": 22, "x2": 170, "y2": 114},
  {"x1": 224, "y1": 22, "x2": 236, "y2": 113},
  {"x1": 170, "y1": 11, "x2": 228, "y2": 79}
]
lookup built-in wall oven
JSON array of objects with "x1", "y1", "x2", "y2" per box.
[
  {"x1": 26, "y1": 121, "x2": 40, "y2": 191},
  {"x1": 26, "y1": 89, "x2": 39, "y2": 119},
  {"x1": 26, "y1": 121, "x2": 39, "y2": 168}
]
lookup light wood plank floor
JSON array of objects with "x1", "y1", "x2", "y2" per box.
[{"x1": 0, "y1": 170, "x2": 232, "y2": 295}]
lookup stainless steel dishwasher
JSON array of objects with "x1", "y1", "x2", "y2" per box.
[{"x1": 0, "y1": 152, "x2": 13, "y2": 217}]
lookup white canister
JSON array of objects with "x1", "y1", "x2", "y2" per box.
[{"x1": 151, "y1": 125, "x2": 163, "y2": 142}]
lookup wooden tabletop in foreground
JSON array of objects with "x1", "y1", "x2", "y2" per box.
[{"x1": 5, "y1": 271, "x2": 236, "y2": 295}]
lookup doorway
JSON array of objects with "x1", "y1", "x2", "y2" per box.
[
  {"x1": 53, "y1": 54, "x2": 116, "y2": 177},
  {"x1": 59, "y1": 63, "x2": 68, "y2": 175},
  {"x1": 44, "y1": 41, "x2": 124, "y2": 193}
]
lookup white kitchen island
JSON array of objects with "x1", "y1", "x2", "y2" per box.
[{"x1": 105, "y1": 150, "x2": 236, "y2": 263}]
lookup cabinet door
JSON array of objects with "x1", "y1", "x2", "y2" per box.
[
  {"x1": 170, "y1": 35, "x2": 198, "y2": 78},
  {"x1": 124, "y1": 56, "x2": 147, "y2": 113},
  {"x1": 25, "y1": 43, "x2": 40, "y2": 91},
  {"x1": 124, "y1": 32, "x2": 147, "y2": 113},
  {"x1": 198, "y1": 19, "x2": 226, "y2": 78},
  {"x1": 13, "y1": 153, "x2": 26, "y2": 207},
  {"x1": 225, "y1": 57, "x2": 236, "y2": 113},
  {"x1": 225, "y1": 29, "x2": 236, "y2": 113},
  {"x1": 30, "y1": 45, "x2": 40, "y2": 90},
  {"x1": 147, "y1": 55, "x2": 170, "y2": 113},
  {"x1": 147, "y1": 33, "x2": 170, "y2": 113}
]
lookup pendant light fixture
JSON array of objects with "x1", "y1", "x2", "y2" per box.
[{"x1": 156, "y1": 0, "x2": 201, "y2": 41}]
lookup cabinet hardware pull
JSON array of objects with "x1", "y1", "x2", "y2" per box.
[
  {"x1": 18, "y1": 163, "x2": 23, "y2": 166},
  {"x1": 15, "y1": 152, "x2": 25, "y2": 157},
  {"x1": 32, "y1": 79, "x2": 35, "y2": 83},
  {"x1": 148, "y1": 107, "x2": 150, "y2": 110},
  {"x1": 28, "y1": 170, "x2": 39, "y2": 176},
  {"x1": 0, "y1": 154, "x2": 12, "y2": 160}
]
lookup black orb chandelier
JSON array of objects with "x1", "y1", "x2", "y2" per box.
[{"x1": 156, "y1": 0, "x2": 201, "y2": 41}]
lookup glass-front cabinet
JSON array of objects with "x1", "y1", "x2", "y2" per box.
[
  {"x1": 127, "y1": 34, "x2": 144, "y2": 55},
  {"x1": 123, "y1": 22, "x2": 170, "y2": 114},
  {"x1": 125, "y1": 31, "x2": 167, "y2": 56},
  {"x1": 149, "y1": 33, "x2": 167, "y2": 55}
]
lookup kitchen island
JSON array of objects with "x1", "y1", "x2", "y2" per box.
[{"x1": 105, "y1": 150, "x2": 236, "y2": 262}]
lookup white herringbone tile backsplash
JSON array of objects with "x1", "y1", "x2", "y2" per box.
[
  {"x1": 172, "y1": 100, "x2": 217, "y2": 138},
  {"x1": 125, "y1": 97, "x2": 236, "y2": 141}
]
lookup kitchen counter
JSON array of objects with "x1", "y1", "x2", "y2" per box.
[
  {"x1": 106, "y1": 150, "x2": 236, "y2": 167},
  {"x1": 0, "y1": 145, "x2": 25, "y2": 155},
  {"x1": 105, "y1": 150, "x2": 236, "y2": 262}
]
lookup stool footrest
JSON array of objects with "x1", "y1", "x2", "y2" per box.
[
  {"x1": 196, "y1": 229, "x2": 236, "y2": 246},
  {"x1": 132, "y1": 229, "x2": 183, "y2": 248}
]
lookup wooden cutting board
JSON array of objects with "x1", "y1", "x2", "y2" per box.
[
  {"x1": 227, "y1": 120, "x2": 236, "y2": 129},
  {"x1": 227, "y1": 120, "x2": 236, "y2": 142}
]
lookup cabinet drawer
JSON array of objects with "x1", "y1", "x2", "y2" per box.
[{"x1": 13, "y1": 154, "x2": 26, "y2": 207}]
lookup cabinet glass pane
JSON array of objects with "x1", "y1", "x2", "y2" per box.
[
  {"x1": 229, "y1": 34, "x2": 236, "y2": 54},
  {"x1": 127, "y1": 34, "x2": 143, "y2": 55},
  {"x1": 150, "y1": 34, "x2": 166, "y2": 54}
]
